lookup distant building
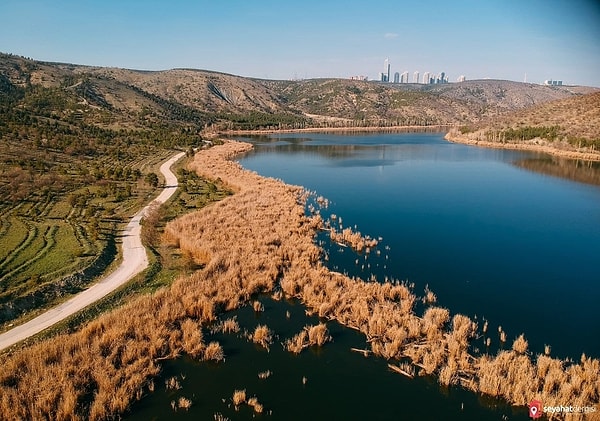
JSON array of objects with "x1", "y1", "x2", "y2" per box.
[
  {"x1": 457, "y1": 75, "x2": 466, "y2": 82},
  {"x1": 437, "y1": 72, "x2": 449, "y2": 83},
  {"x1": 422, "y1": 72, "x2": 431, "y2": 84},
  {"x1": 349, "y1": 75, "x2": 368, "y2": 81},
  {"x1": 393, "y1": 72, "x2": 400, "y2": 83},
  {"x1": 382, "y1": 58, "x2": 390, "y2": 82},
  {"x1": 544, "y1": 79, "x2": 563, "y2": 86},
  {"x1": 401, "y1": 71, "x2": 409, "y2": 83},
  {"x1": 413, "y1": 71, "x2": 419, "y2": 83}
]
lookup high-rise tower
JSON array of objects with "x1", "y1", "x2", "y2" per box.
[
  {"x1": 384, "y1": 58, "x2": 390, "y2": 82},
  {"x1": 422, "y1": 72, "x2": 431, "y2": 84}
]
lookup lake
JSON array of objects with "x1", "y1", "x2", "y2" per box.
[
  {"x1": 127, "y1": 132, "x2": 600, "y2": 420},
  {"x1": 237, "y1": 132, "x2": 600, "y2": 360}
]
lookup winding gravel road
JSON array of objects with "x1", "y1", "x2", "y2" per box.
[{"x1": 0, "y1": 151, "x2": 186, "y2": 351}]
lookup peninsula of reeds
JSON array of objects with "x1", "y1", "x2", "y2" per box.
[{"x1": 0, "y1": 140, "x2": 597, "y2": 420}]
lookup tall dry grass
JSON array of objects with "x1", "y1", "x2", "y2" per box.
[
  {"x1": 251, "y1": 325, "x2": 273, "y2": 349},
  {"x1": 168, "y1": 140, "x2": 598, "y2": 418},
  {"x1": 0, "y1": 140, "x2": 597, "y2": 420},
  {"x1": 285, "y1": 323, "x2": 332, "y2": 354}
]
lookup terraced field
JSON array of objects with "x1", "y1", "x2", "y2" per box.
[{"x1": 0, "y1": 147, "x2": 176, "y2": 328}]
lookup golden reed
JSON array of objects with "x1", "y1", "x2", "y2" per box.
[{"x1": 0, "y1": 141, "x2": 597, "y2": 420}]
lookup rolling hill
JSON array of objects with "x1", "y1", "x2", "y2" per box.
[
  {"x1": 446, "y1": 91, "x2": 600, "y2": 159},
  {"x1": 3, "y1": 52, "x2": 596, "y2": 133}
]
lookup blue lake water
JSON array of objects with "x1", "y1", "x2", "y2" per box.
[
  {"x1": 236, "y1": 132, "x2": 600, "y2": 359},
  {"x1": 126, "y1": 132, "x2": 600, "y2": 420}
]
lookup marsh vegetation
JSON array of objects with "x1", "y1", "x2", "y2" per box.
[{"x1": 0, "y1": 140, "x2": 597, "y2": 420}]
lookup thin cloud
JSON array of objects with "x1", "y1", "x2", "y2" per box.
[{"x1": 384, "y1": 33, "x2": 399, "y2": 39}]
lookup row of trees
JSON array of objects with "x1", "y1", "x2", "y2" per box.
[
  {"x1": 214, "y1": 111, "x2": 310, "y2": 131},
  {"x1": 500, "y1": 125, "x2": 560, "y2": 141}
]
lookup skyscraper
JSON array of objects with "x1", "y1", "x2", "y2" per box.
[
  {"x1": 384, "y1": 58, "x2": 390, "y2": 82},
  {"x1": 393, "y1": 72, "x2": 400, "y2": 83},
  {"x1": 422, "y1": 72, "x2": 431, "y2": 84},
  {"x1": 401, "y1": 71, "x2": 409, "y2": 83},
  {"x1": 413, "y1": 71, "x2": 419, "y2": 84}
]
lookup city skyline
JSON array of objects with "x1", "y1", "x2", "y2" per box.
[
  {"x1": 1, "y1": 0, "x2": 599, "y2": 86},
  {"x1": 379, "y1": 59, "x2": 450, "y2": 84}
]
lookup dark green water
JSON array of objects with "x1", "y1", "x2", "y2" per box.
[
  {"x1": 128, "y1": 297, "x2": 524, "y2": 420},
  {"x1": 126, "y1": 132, "x2": 600, "y2": 420}
]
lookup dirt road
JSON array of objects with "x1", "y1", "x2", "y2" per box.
[{"x1": 0, "y1": 151, "x2": 186, "y2": 351}]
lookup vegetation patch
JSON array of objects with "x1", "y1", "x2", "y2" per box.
[
  {"x1": 214, "y1": 111, "x2": 310, "y2": 131},
  {"x1": 447, "y1": 91, "x2": 600, "y2": 160},
  {"x1": 0, "y1": 67, "x2": 211, "y2": 328},
  {"x1": 496, "y1": 125, "x2": 560, "y2": 142}
]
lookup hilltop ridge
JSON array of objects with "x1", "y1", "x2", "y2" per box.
[{"x1": 2, "y1": 52, "x2": 597, "y2": 132}]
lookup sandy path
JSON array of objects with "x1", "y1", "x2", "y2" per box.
[{"x1": 0, "y1": 151, "x2": 186, "y2": 351}]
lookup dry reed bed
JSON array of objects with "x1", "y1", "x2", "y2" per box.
[
  {"x1": 165, "y1": 141, "x2": 599, "y2": 418},
  {"x1": 0, "y1": 141, "x2": 597, "y2": 420}
]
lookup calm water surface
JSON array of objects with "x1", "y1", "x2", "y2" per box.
[
  {"x1": 127, "y1": 132, "x2": 600, "y2": 420},
  {"x1": 237, "y1": 132, "x2": 600, "y2": 359}
]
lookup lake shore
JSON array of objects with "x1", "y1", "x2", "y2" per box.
[
  {"x1": 216, "y1": 124, "x2": 451, "y2": 136},
  {"x1": 444, "y1": 130, "x2": 600, "y2": 162},
  {"x1": 216, "y1": 124, "x2": 600, "y2": 162}
]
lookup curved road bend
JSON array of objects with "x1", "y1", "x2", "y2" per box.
[{"x1": 0, "y1": 151, "x2": 186, "y2": 351}]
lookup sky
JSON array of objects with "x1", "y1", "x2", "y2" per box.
[{"x1": 1, "y1": 0, "x2": 599, "y2": 86}]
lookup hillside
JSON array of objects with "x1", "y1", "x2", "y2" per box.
[
  {"x1": 446, "y1": 92, "x2": 600, "y2": 160},
  {"x1": 0, "y1": 54, "x2": 209, "y2": 327},
  {"x1": 262, "y1": 78, "x2": 595, "y2": 127},
  {"x1": 3, "y1": 52, "x2": 598, "y2": 321},
  {"x1": 2, "y1": 53, "x2": 597, "y2": 132}
]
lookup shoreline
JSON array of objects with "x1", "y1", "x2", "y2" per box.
[
  {"x1": 216, "y1": 124, "x2": 451, "y2": 136},
  {"x1": 444, "y1": 131, "x2": 600, "y2": 162},
  {"x1": 216, "y1": 125, "x2": 600, "y2": 162}
]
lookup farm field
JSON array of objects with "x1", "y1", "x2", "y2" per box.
[{"x1": 0, "y1": 140, "x2": 177, "y2": 329}]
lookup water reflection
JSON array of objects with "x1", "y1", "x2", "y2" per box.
[
  {"x1": 127, "y1": 297, "x2": 526, "y2": 421},
  {"x1": 237, "y1": 132, "x2": 533, "y2": 167},
  {"x1": 514, "y1": 156, "x2": 600, "y2": 186}
]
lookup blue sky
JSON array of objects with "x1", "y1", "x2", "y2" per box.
[{"x1": 1, "y1": 0, "x2": 599, "y2": 86}]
